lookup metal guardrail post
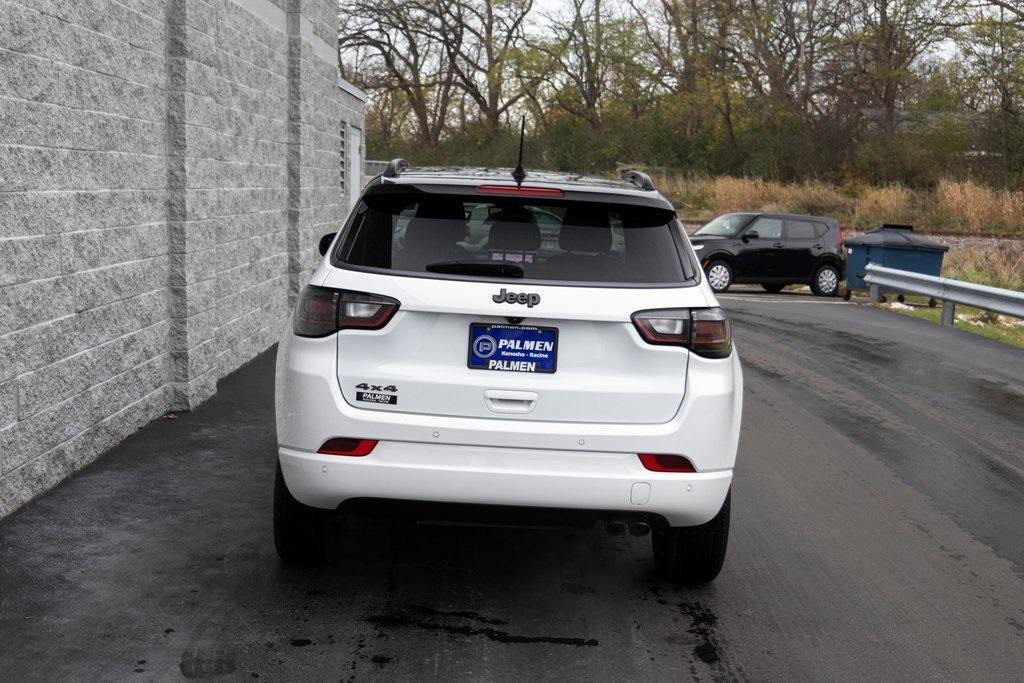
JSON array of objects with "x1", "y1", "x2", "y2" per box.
[
  {"x1": 863, "y1": 263, "x2": 1024, "y2": 325},
  {"x1": 941, "y1": 301, "x2": 955, "y2": 326},
  {"x1": 869, "y1": 283, "x2": 881, "y2": 303}
]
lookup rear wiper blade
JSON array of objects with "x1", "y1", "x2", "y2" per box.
[{"x1": 425, "y1": 261, "x2": 524, "y2": 278}]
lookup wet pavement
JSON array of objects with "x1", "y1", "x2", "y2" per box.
[{"x1": 1, "y1": 291, "x2": 1023, "y2": 680}]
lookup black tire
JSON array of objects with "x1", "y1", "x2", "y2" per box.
[
  {"x1": 706, "y1": 260, "x2": 732, "y2": 293},
  {"x1": 810, "y1": 264, "x2": 840, "y2": 297},
  {"x1": 273, "y1": 462, "x2": 340, "y2": 565},
  {"x1": 652, "y1": 490, "x2": 730, "y2": 584},
  {"x1": 761, "y1": 283, "x2": 785, "y2": 293}
]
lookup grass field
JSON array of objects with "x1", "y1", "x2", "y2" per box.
[
  {"x1": 940, "y1": 244, "x2": 1024, "y2": 291},
  {"x1": 877, "y1": 301, "x2": 1024, "y2": 349},
  {"x1": 653, "y1": 174, "x2": 1024, "y2": 236}
]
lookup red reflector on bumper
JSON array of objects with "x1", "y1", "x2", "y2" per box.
[
  {"x1": 318, "y1": 438, "x2": 377, "y2": 456},
  {"x1": 638, "y1": 453, "x2": 696, "y2": 473}
]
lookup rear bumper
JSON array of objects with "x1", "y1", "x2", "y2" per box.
[
  {"x1": 276, "y1": 326, "x2": 741, "y2": 527},
  {"x1": 279, "y1": 442, "x2": 732, "y2": 527},
  {"x1": 275, "y1": 333, "x2": 743, "y2": 471}
]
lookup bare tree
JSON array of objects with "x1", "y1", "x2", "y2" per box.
[
  {"x1": 977, "y1": 1, "x2": 1024, "y2": 23},
  {"x1": 628, "y1": 0, "x2": 742, "y2": 141},
  {"x1": 537, "y1": 0, "x2": 613, "y2": 128},
  {"x1": 430, "y1": 0, "x2": 536, "y2": 136},
  {"x1": 339, "y1": 1, "x2": 457, "y2": 147},
  {"x1": 337, "y1": 0, "x2": 1024, "y2": 182},
  {"x1": 842, "y1": 0, "x2": 959, "y2": 134},
  {"x1": 726, "y1": 0, "x2": 851, "y2": 119}
]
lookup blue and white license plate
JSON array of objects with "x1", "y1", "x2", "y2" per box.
[{"x1": 467, "y1": 323, "x2": 558, "y2": 373}]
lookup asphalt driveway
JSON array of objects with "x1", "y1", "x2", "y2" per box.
[{"x1": 1, "y1": 296, "x2": 1023, "y2": 680}]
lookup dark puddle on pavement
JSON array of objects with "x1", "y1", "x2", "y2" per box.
[
  {"x1": 173, "y1": 520, "x2": 738, "y2": 679},
  {"x1": 366, "y1": 607, "x2": 599, "y2": 647},
  {"x1": 651, "y1": 584, "x2": 732, "y2": 678},
  {"x1": 680, "y1": 601, "x2": 722, "y2": 665}
]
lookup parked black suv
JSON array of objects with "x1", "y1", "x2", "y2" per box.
[{"x1": 689, "y1": 212, "x2": 844, "y2": 296}]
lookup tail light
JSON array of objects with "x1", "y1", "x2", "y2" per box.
[
  {"x1": 294, "y1": 286, "x2": 399, "y2": 337},
  {"x1": 631, "y1": 307, "x2": 732, "y2": 358},
  {"x1": 638, "y1": 453, "x2": 696, "y2": 473},
  {"x1": 318, "y1": 438, "x2": 377, "y2": 456}
]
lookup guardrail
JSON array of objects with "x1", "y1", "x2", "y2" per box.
[{"x1": 863, "y1": 263, "x2": 1024, "y2": 326}]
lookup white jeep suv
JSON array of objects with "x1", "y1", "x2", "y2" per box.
[{"x1": 274, "y1": 163, "x2": 743, "y2": 583}]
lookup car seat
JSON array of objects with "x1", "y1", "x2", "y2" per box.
[{"x1": 543, "y1": 205, "x2": 622, "y2": 280}]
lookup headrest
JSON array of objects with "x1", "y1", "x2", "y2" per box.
[
  {"x1": 487, "y1": 209, "x2": 541, "y2": 252},
  {"x1": 402, "y1": 216, "x2": 466, "y2": 252},
  {"x1": 489, "y1": 207, "x2": 535, "y2": 224},
  {"x1": 415, "y1": 198, "x2": 466, "y2": 220},
  {"x1": 560, "y1": 206, "x2": 612, "y2": 253}
]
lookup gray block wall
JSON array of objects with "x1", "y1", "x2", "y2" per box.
[{"x1": 0, "y1": 0, "x2": 365, "y2": 517}]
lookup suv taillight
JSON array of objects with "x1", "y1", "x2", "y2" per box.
[
  {"x1": 294, "y1": 285, "x2": 399, "y2": 337},
  {"x1": 631, "y1": 307, "x2": 732, "y2": 358}
]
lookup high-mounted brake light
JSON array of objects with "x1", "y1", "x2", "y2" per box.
[
  {"x1": 318, "y1": 438, "x2": 377, "y2": 456},
  {"x1": 631, "y1": 307, "x2": 732, "y2": 358},
  {"x1": 294, "y1": 286, "x2": 399, "y2": 337},
  {"x1": 638, "y1": 453, "x2": 696, "y2": 473},
  {"x1": 476, "y1": 185, "x2": 564, "y2": 198}
]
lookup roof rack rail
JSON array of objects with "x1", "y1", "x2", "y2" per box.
[
  {"x1": 622, "y1": 169, "x2": 656, "y2": 191},
  {"x1": 382, "y1": 158, "x2": 408, "y2": 178}
]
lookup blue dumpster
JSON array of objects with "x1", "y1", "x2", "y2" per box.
[{"x1": 845, "y1": 224, "x2": 948, "y2": 290}]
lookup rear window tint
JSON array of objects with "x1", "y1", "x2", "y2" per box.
[
  {"x1": 748, "y1": 217, "x2": 783, "y2": 239},
  {"x1": 785, "y1": 220, "x2": 817, "y2": 239},
  {"x1": 336, "y1": 193, "x2": 692, "y2": 285}
]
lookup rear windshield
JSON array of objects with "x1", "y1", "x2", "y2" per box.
[{"x1": 335, "y1": 193, "x2": 695, "y2": 285}]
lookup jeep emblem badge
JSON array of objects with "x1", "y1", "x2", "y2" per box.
[{"x1": 492, "y1": 288, "x2": 540, "y2": 308}]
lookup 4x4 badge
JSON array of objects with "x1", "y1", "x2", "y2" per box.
[{"x1": 492, "y1": 288, "x2": 540, "y2": 307}]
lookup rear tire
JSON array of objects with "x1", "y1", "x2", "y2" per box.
[
  {"x1": 811, "y1": 264, "x2": 840, "y2": 297},
  {"x1": 274, "y1": 462, "x2": 340, "y2": 565},
  {"x1": 706, "y1": 260, "x2": 732, "y2": 293},
  {"x1": 761, "y1": 283, "x2": 785, "y2": 293},
  {"x1": 652, "y1": 490, "x2": 730, "y2": 584}
]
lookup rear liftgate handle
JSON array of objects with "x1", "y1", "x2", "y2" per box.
[{"x1": 483, "y1": 389, "x2": 539, "y2": 414}]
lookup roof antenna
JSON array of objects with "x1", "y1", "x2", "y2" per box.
[{"x1": 511, "y1": 115, "x2": 527, "y2": 186}]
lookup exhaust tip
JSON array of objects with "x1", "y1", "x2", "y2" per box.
[
  {"x1": 605, "y1": 521, "x2": 626, "y2": 536},
  {"x1": 628, "y1": 522, "x2": 651, "y2": 537}
]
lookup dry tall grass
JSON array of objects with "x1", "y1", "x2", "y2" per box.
[
  {"x1": 659, "y1": 174, "x2": 850, "y2": 217},
  {"x1": 942, "y1": 244, "x2": 1024, "y2": 291},
  {"x1": 707, "y1": 176, "x2": 770, "y2": 211},
  {"x1": 653, "y1": 173, "x2": 1024, "y2": 235},
  {"x1": 936, "y1": 180, "x2": 1024, "y2": 233},
  {"x1": 854, "y1": 184, "x2": 914, "y2": 224}
]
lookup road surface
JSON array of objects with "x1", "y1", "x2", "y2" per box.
[{"x1": 1, "y1": 288, "x2": 1023, "y2": 680}]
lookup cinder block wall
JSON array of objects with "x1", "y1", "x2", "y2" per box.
[{"x1": 0, "y1": 0, "x2": 365, "y2": 517}]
